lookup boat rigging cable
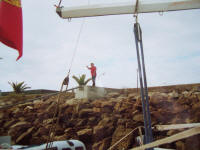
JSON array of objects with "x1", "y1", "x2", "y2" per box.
[
  {"x1": 46, "y1": 0, "x2": 88, "y2": 149},
  {"x1": 133, "y1": 0, "x2": 153, "y2": 148}
]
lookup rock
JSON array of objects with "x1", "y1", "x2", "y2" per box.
[
  {"x1": 33, "y1": 100, "x2": 43, "y2": 108},
  {"x1": 0, "y1": 102, "x2": 6, "y2": 106},
  {"x1": 182, "y1": 91, "x2": 191, "y2": 97},
  {"x1": 191, "y1": 86, "x2": 200, "y2": 92},
  {"x1": 101, "y1": 101, "x2": 115, "y2": 108},
  {"x1": 3, "y1": 120, "x2": 16, "y2": 128},
  {"x1": 19, "y1": 117, "x2": 26, "y2": 121},
  {"x1": 29, "y1": 137, "x2": 46, "y2": 145},
  {"x1": 172, "y1": 103, "x2": 185, "y2": 113},
  {"x1": 128, "y1": 93, "x2": 137, "y2": 100},
  {"x1": 106, "y1": 92, "x2": 120, "y2": 98},
  {"x1": 150, "y1": 92, "x2": 168, "y2": 105},
  {"x1": 101, "y1": 106, "x2": 113, "y2": 113},
  {"x1": 175, "y1": 141, "x2": 185, "y2": 150},
  {"x1": 1, "y1": 84, "x2": 200, "y2": 149},
  {"x1": 0, "y1": 112, "x2": 4, "y2": 119},
  {"x1": 54, "y1": 135, "x2": 67, "y2": 141},
  {"x1": 24, "y1": 106, "x2": 33, "y2": 112},
  {"x1": 77, "y1": 128, "x2": 92, "y2": 143},
  {"x1": 133, "y1": 113, "x2": 143, "y2": 122},
  {"x1": 8, "y1": 122, "x2": 32, "y2": 142},
  {"x1": 75, "y1": 103, "x2": 90, "y2": 113},
  {"x1": 32, "y1": 126, "x2": 49, "y2": 136},
  {"x1": 93, "y1": 124, "x2": 114, "y2": 142},
  {"x1": 91, "y1": 100, "x2": 102, "y2": 107},
  {"x1": 65, "y1": 98, "x2": 79, "y2": 106},
  {"x1": 193, "y1": 92, "x2": 200, "y2": 100},
  {"x1": 43, "y1": 118, "x2": 54, "y2": 124},
  {"x1": 10, "y1": 121, "x2": 30, "y2": 129},
  {"x1": 114, "y1": 102, "x2": 122, "y2": 111},
  {"x1": 79, "y1": 108, "x2": 93, "y2": 118},
  {"x1": 12, "y1": 107, "x2": 20, "y2": 114},
  {"x1": 185, "y1": 135, "x2": 200, "y2": 150},
  {"x1": 93, "y1": 107, "x2": 101, "y2": 113},
  {"x1": 6, "y1": 101, "x2": 13, "y2": 105},
  {"x1": 93, "y1": 125, "x2": 107, "y2": 141},
  {"x1": 76, "y1": 119, "x2": 88, "y2": 127},
  {"x1": 87, "y1": 117, "x2": 98, "y2": 126},
  {"x1": 64, "y1": 128, "x2": 73, "y2": 134},
  {"x1": 117, "y1": 119, "x2": 127, "y2": 126},
  {"x1": 80, "y1": 98, "x2": 90, "y2": 104},
  {"x1": 151, "y1": 110, "x2": 173, "y2": 123},
  {"x1": 63, "y1": 106, "x2": 75, "y2": 116},
  {"x1": 110, "y1": 126, "x2": 134, "y2": 150},
  {"x1": 16, "y1": 127, "x2": 34, "y2": 143},
  {"x1": 97, "y1": 117, "x2": 113, "y2": 126},
  {"x1": 168, "y1": 90, "x2": 179, "y2": 99},
  {"x1": 46, "y1": 102, "x2": 56, "y2": 112},
  {"x1": 92, "y1": 137, "x2": 112, "y2": 150}
]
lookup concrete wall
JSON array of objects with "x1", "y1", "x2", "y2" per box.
[{"x1": 75, "y1": 86, "x2": 106, "y2": 99}]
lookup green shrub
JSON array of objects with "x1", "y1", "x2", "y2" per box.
[{"x1": 8, "y1": 81, "x2": 31, "y2": 94}]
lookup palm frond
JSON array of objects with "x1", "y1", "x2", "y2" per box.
[
  {"x1": 72, "y1": 75, "x2": 82, "y2": 85},
  {"x1": 84, "y1": 78, "x2": 92, "y2": 85},
  {"x1": 72, "y1": 74, "x2": 91, "y2": 86}
]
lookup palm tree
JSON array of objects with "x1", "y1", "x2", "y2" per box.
[
  {"x1": 8, "y1": 81, "x2": 31, "y2": 93},
  {"x1": 72, "y1": 74, "x2": 91, "y2": 86}
]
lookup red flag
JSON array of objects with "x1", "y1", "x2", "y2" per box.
[{"x1": 0, "y1": 0, "x2": 23, "y2": 60}]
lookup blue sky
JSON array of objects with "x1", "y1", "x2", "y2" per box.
[{"x1": 0, "y1": 0, "x2": 200, "y2": 91}]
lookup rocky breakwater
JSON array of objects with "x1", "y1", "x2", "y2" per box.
[{"x1": 0, "y1": 84, "x2": 200, "y2": 150}]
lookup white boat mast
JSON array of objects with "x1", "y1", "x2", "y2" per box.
[{"x1": 56, "y1": 0, "x2": 200, "y2": 19}]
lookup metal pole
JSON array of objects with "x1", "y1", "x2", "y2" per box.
[
  {"x1": 139, "y1": 26, "x2": 153, "y2": 144},
  {"x1": 134, "y1": 23, "x2": 148, "y2": 145},
  {"x1": 133, "y1": 22, "x2": 153, "y2": 149}
]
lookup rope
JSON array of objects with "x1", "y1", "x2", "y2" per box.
[
  {"x1": 134, "y1": 0, "x2": 139, "y2": 22},
  {"x1": 58, "y1": 0, "x2": 62, "y2": 7},
  {"x1": 45, "y1": 82, "x2": 65, "y2": 149},
  {"x1": 67, "y1": 0, "x2": 91, "y2": 73},
  {"x1": 68, "y1": 18, "x2": 85, "y2": 73},
  {"x1": 62, "y1": 17, "x2": 86, "y2": 92},
  {"x1": 45, "y1": 5, "x2": 87, "y2": 150},
  {"x1": 108, "y1": 126, "x2": 144, "y2": 150},
  {"x1": 134, "y1": 0, "x2": 139, "y2": 15},
  {"x1": 45, "y1": 76, "x2": 76, "y2": 148},
  {"x1": 46, "y1": 0, "x2": 90, "y2": 148}
]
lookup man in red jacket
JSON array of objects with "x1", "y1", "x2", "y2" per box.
[{"x1": 87, "y1": 63, "x2": 97, "y2": 87}]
